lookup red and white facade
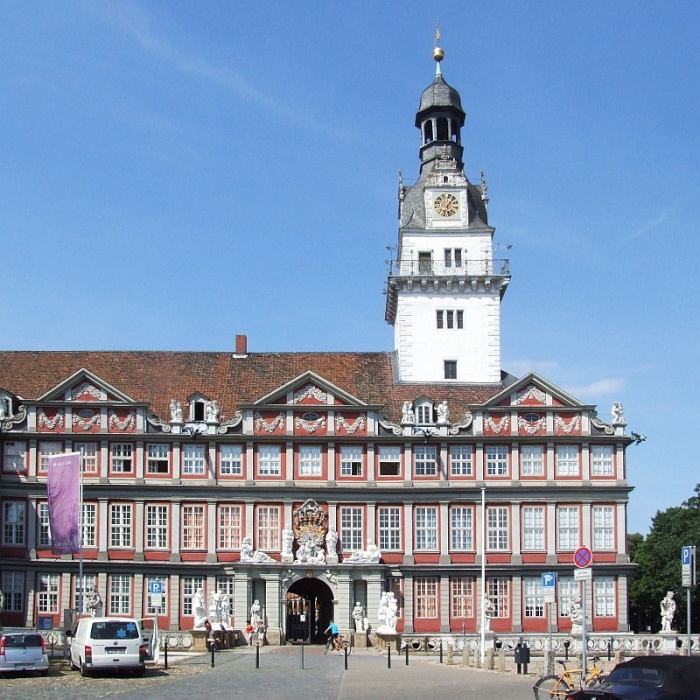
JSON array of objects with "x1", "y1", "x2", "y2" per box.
[{"x1": 0, "y1": 51, "x2": 634, "y2": 645}]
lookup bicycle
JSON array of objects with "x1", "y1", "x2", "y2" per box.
[
  {"x1": 324, "y1": 633, "x2": 351, "y2": 655},
  {"x1": 533, "y1": 656, "x2": 606, "y2": 699}
]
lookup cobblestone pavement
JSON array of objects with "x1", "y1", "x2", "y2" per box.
[{"x1": 0, "y1": 646, "x2": 539, "y2": 700}]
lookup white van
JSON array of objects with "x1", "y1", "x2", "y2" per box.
[{"x1": 69, "y1": 617, "x2": 146, "y2": 677}]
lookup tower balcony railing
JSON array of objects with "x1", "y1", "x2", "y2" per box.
[{"x1": 388, "y1": 258, "x2": 510, "y2": 278}]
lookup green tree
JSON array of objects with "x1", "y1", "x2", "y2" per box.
[{"x1": 629, "y1": 484, "x2": 700, "y2": 633}]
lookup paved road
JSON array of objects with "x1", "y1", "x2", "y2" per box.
[{"x1": 0, "y1": 646, "x2": 539, "y2": 699}]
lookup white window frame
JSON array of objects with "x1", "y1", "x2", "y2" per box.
[
  {"x1": 556, "y1": 445, "x2": 579, "y2": 476},
  {"x1": 524, "y1": 577, "x2": 545, "y2": 617},
  {"x1": 521, "y1": 445, "x2": 544, "y2": 476},
  {"x1": 3, "y1": 441, "x2": 27, "y2": 472},
  {"x1": 37, "y1": 573, "x2": 60, "y2": 613},
  {"x1": 591, "y1": 446, "x2": 614, "y2": 476},
  {"x1": 110, "y1": 503, "x2": 133, "y2": 548},
  {"x1": 39, "y1": 441, "x2": 62, "y2": 473},
  {"x1": 487, "y1": 506, "x2": 509, "y2": 551},
  {"x1": 182, "y1": 505, "x2": 205, "y2": 549},
  {"x1": 594, "y1": 577, "x2": 616, "y2": 617},
  {"x1": 146, "y1": 575, "x2": 168, "y2": 615},
  {"x1": 76, "y1": 442, "x2": 98, "y2": 474},
  {"x1": 258, "y1": 445, "x2": 281, "y2": 476},
  {"x1": 522, "y1": 506, "x2": 545, "y2": 550},
  {"x1": 182, "y1": 576, "x2": 204, "y2": 616},
  {"x1": 220, "y1": 445, "x2": 243, "y2": 475},
  {"x1": 415, "y1": 577, "x2": 438, "y2": 619},
  {"x1": 2, "y1": 501, "x2": 26, "y2": 545},
  {"x1": 146, "y1": 504, "x2": 169, "y2": 549},
  {"x1": 299, "y1": 445, "x2": 322, "y2": 476},
  {"x1": 487, "y1": 577, "x2": 510, "y2": 618},
  {"x1": 82, "y1": 503, "x2": 97, "y2": 547},
  {"x1": 110, "y1": 443, "x2": 133, "y2": 473},
  {"x1": 593, "y1": 505, "x2": 615, "y2": 549},
  {"x1": 486, "y1": 445, "x2": 509, "y2": 476},
  {"x1": 109, "y1": 574, "x2": 131, "y2": 615},
  {"x1": 450, "y1": 577, "x2": 474, "y2": 618},
  {"x1": 183, "y1": 444, "x2": 206, "y2": 475},
  {"x1": 414, "y1": 445, "x2": 437, "y2": 476},
  {"x1": 37, "y1": 502, "x2": 52, "y2": 547},
  {"x1": 340, "y1": 446, "x2": 363, "y2": 476},
  {"x1": 415, "y1": 506, "x2": 438, "y2": 550},
  {"x1": 256, "y1": 506, "x2": 280, "y2": 551},
  {"x1": 557, "y1": 506, "x2": 580, "y2": 550},
  {"x1": 74, "y1": 574, "x2": 97, "y2": 614},
  {"x1": 2, "y1": 571, "x2": 25, "y2": 613},
  {"x1": 378, "y1": 506, "x2": 401, "y2": 551},
  {"x1": 340, "y1": 507, "x2": 363, "y2": 551},
  {"x1": 147, "y1": 444, "x2": 170, "y2": 474},
  {"x1": 218, "y1": 505, "x2": 242, "y2": 550},
  {"x1": 558, "y1": 577, "x2": 578, "y2": 617},
  {"x1": 450, "y1": 506, "x2": 473, "y2": 550},
  {"x1": 449, "y1": 445, "x2": 473, "y2": 476},
  {"x1": 378, "y1": 445, "x2": 401, "y2": 476}
]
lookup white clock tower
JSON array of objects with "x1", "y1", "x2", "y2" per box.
[{"x1": 385, "y1": 46, "x2": 510, "y2": 384}]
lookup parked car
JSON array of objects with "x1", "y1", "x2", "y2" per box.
[
  {"x1": 0, "y1": 631, "x2": 49, "y2": 676},
  {"x1": 69, "y1": 617, "x2": 146, "y2": 677},
  {"x1": 566, "y1": 655, "x2": 700, "y2": 700}
]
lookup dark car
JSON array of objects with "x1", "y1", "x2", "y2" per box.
[{"x1": 566, "y1": 655, "x2": 700, "y2": 700}]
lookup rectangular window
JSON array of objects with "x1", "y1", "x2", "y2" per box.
[
  {"x1": 558, "y1": 577, "x2": 578, "y2": 617},
  {"x1": 218, "y1": 505, "x2": 242, "y2": 549},
  {"x1": 414, "y1": 445, "x2": 437, "y2": 476},
  {"x1": 257, "y1": 506, "x2": 280, "y2": 551},
  {"x1": 2, "y1": 571, "x2": 25, "y2": 613},
  {"x1": 454, "y1": 249, "x2": 462, "y2": 267},
  {"x1": 486, "y1": 445, "x2": 509, "y2": 476},
  {"x1": 82, "y1": 503, "x2": 97, "y2": 547},
  {"x1": 378, "y1": 446, "x2": 401, "y2": 476},
  {"x1": 146, "y1": 505, "x2": 169, "y2": 549},
  {"x1": 109, "y1": 504, "x2": 132, "y2": 548},
  {"x1": 522, "y1": 506, "x2": 545, "y2": 550},
  {"x1": 593, "y1": 506, "x2": 615, "y2": 549},
  {"x1": 450, "y1": 445, "x2": 473, "y2": 476},
  {"x1": 487, "y1": 577, "x2": 510, "y2": 618},
  {"x1": 444, "y1": 360, "x2": 457, "y2": 379},
  {"x1": 450, "y1": 506, "x2": 473, "y2": 550},
  {"x1": 378, "y1": 507, "x2": 401, "y2": 550},
  {"x1": 340, "y1": 446, "x2": 363, "y2": 476},
  {"x1": 456, "y1": 310, "x2": 464, "y2": 329},
  {"x1": 524, "y1": 577, "x2": 545, "y2": 617},
  {"x1": 37, "y1": 502, "x2": 52, "y2": 547},
  {"x1": 415, "y1": 577, "x2": 438, "y2": 618},
  {"x1": 436, "y1": 310, "x2": 444, "y2": 329},
  {"x1": 594, "y1": 577, "x2": 616, "y2": 617},
  {"x1": 591, "y1": 446, "x2": 614, "y2": 476},
  {"x1": 220, "y1": 445, "x2": 243, "y2": 475},
  {"x1": 39, "y1": 442, "x2": 62, "y2": 473},
  {"x1": 417, "y1": 404, "x2": 432, "y2": 423},
  {"x1": 110, "y1": 443, "x2": 133, "y2": 472},
  {"x1": 556, "y1": 445, "x2": 579, "y2": 476},
  {"x1": 146, "y1": 576, "x2": 167, "y2": 615},
  {"x1": 444, "y1": 249, "x2": 452, "y2": 267},
  {"x1": 446, "y1": 310, "x2": 454, "y2": 329},
  {"x1": 183, "y1": 444, "x2": 206, "y2": 475},
  {"x1": 147, "y1": 444, "x2": 170, "y2": 474},
  {"x1": 109, "y1": 574, "x2": 131, "y2": 615},
  {"x1": 415, "y1": 506, "x2": 438, "y2": 550},
  {"x1": 521, "y1": 446, "x2": 544, "y2": 476},
  {"x1": 2, "y1": 501, "x2": 25, "y2": 545},
  {"x1": 258, "y1": 445, "x2": 281, "y2": 476},
  {"x1": 182, "y1": 505, "x2": 205, "y2": 549},
  {"x1": 340, "y1": 507, "x2": 363, "y2": 551},
  {"x1": 76, "y1": 442, "x2": 98, "y2": 474},
  {"x1": 74, "y1": 575, "x2": 96, "y2": 614},
  {"x1": 3, "y1": 441, "x2": 27, "y2": 472},
  {"x1": 487, "y1": 506, "x2": 509, "y2": 550},
  {"x1": 299, "y1": 446, "x2": 322, "y2": 476},
  {"x1": 37, "y1": 573, "x2": 60, "y2": 613},
  {"x1": 557, "y1": 507, "x2": 579, "y2": 550},
  {"x1": 182, "y1": 576, "x2": 204, "y2": 616},
  {"x1": 450, "y1": 577, "x2": 474, "y2": 618}
]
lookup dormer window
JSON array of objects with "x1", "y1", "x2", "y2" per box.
[
  {"x1": 187, "y1": 394, "x2": 210, "y2": 423},
  {"x1": 193, "y1": 402, "x2": 205, "y2": 421},
  {"x1": 415, "y1": 400, "x2": 434, "y2": 425}
]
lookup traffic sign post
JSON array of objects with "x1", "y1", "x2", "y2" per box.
[
  {"x1": 542, "y1": 572, "x2": 556, "y2": 669},
  {"x1": 574, "y1": 547, "x2": 593, "y2": 686},
  {"x1": 682, "y1": 546, "x2": 696, "y2": 656}
]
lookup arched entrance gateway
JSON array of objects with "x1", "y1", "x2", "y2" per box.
[{"x1": 285, "y1": 577, "x2": 334, "y2": 644}]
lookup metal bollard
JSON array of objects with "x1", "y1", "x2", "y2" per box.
[
  {"x1": 301, "y1": 643, "x2": 304, "y2": 669},
  {"x1": 608, "y1": 637, "x2": 613, "y2": 661},
  {"x1": 164, "y1": 638, "x2": 168, "y2": 670},
  {"x1": 256, "y1": 643, "x2": 260, "y2": 669},
  {"x1": 388, "y1": 642, "x2": 391, "y2": 669},
  {"x1": 439, "y1": 640, "x2": 443, "y2": 664},
  {"x1": 344, "y1": 644, "x2": 348, "y2": 670},
  {"x1": 211, "y1": 644, "x2": 215, "y2": 668},
  {"x1": 406, "y1": 643, "x2": 409, "y2": 665}
]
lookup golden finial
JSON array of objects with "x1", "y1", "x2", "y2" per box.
[{"x1": 433, "y1": 21, "x2": 444, "y2": 63}]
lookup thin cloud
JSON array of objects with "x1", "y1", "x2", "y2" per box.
[
  {"x1": 619, "y1": 207, "x2": 671, "y2": 244},
  {"x1": 565, "y1": 378, "x2": 624, "y2": 399},
  {"x1": 80, "y1": 0, "x2": 353, "y2": 141}
]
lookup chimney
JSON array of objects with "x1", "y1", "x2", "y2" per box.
[{"x1": 235, "y1": 334, "x2": 248, "y2": 356}]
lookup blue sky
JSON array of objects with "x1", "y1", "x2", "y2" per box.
[{"x1": 1, "y1": 1, "x2": 699, "y2": 535}]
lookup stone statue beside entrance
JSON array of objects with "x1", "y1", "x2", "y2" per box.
[
  {"x1": 660, "y1": 591, "x2": 676, "y2": 633},
  {"x1": 193, "y1": 588, "x2": 208, "y2": 629},
  {"x1": 343, "y1": 539, "x2": 381, "y2": 564},
  {"x1": 376, "y1": 592, "x2": 398, "y2": 634},
  {"x1": 353, "y1": 602, "x2": 368, "y2": 633}
]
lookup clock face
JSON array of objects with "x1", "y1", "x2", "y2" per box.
[{"x1": 434, "y1": 192, "x2": 459, "y2": 217}]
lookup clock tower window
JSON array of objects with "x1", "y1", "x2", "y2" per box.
[{"x1": 444, "y1": 361, "x2": 457, "y2": 380}]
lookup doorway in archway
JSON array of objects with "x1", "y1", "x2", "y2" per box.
[{"x1": 285, "y1": 577, "x2": 334, "y2": 644}]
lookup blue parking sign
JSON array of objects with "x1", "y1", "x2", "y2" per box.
[
  {"x1": 541, "y1": 572, "x2": 556, "y2": 588},
  {"x1": 149, "y1": 581, "x2": 163, "y2": 595}
]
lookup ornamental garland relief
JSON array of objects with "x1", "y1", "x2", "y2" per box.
[
  {"x1": 71, "y1": 382, "x2": 102, "y2": 400},
  {"x1": 37, "y1": 408, "x2": 65, "y2": 430},
  {"x1": 553, "y1": 413, "x2": 582, "y2": 434},
  {"x1": 335, "y1": 414, "x2": 366, "y2": 434},
  {"x1": 72, "y1": 412, "x2": 101, "y2": 431},
  {"x1": 254, "y1": 412, "x2": 286, "y2": 433},
  {"x1": 483, "y1": 413, "x2": 510, "y2": 434},
  {"x1": 515, "y1": 386, "x2": 546, "y2": 405},
  {"x1": 295, "y1": 416, "x2": 326, "y2": 434},
  {"x1": 517, "y1": 414, "x2": 547, "y2": 435},
  {"x1": 293, "y1": 384, "x2": 327, "y2": 404},
  {"x1": 108, "y1": 410, "x2": 136, "y2": 432}
]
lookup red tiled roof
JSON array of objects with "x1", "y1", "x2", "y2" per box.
[{"x1": 0, "y1": 351, "x2": 503, "y2": 423}]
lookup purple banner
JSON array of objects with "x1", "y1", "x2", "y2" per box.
[{"x1": 47, "y1": 452, "x2": 80, "y2": 555}]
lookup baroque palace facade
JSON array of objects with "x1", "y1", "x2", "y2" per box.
[{"x1": 0, "y1": 48, "x2": 634, "y2": 644}]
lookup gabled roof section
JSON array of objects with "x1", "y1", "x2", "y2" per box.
[
  {"x1": 252, "y1": 371, "x2": 369, "y2": 408},
  {"x1": 37, "y1": 368, "x2": 137, "y2": 404},
  {"x1": 484, "y1": 372, "x2": 588, "y2": 409}
]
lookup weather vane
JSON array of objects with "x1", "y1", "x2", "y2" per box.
[{"x1": 434, "y1": 20, "x2": 441, "y2": 47}]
